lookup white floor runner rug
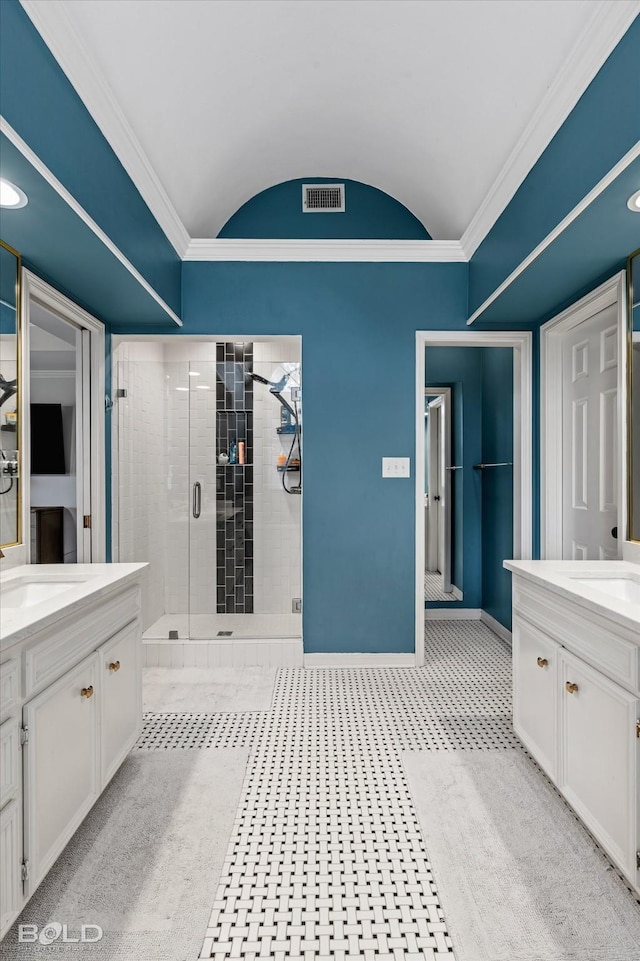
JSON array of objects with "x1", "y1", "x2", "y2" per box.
[
  {"x1": 1, "y1": 748, "x2": 248, "y2": 959},
  {"x1": 403, "y1": 749, "x2": 640, "y2": 961}
]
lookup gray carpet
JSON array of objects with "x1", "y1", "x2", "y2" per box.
[
  {"x1": 403, "y1": 749, "x2": 640, "y2": 961},
  {"x1": 142, "y1": 667, "x2": 276, "y2": 713},
  {"x1": 1, "y1": 749, "x2": 248, "y2": 959}
]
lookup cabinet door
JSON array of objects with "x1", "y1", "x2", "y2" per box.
[
  {"x1": 23, "y1": 652, "x2": 99, "y2": 894},
  {"x1": 513, "y1": 617, "x2": 559, "y2": 779},
  {"x1": 559, "y1": 647, "x2": 639, "y2": 881},
  {"x1": 0, "y1": 716, "x2": 20, "y2": 809},
  {"x1": 0, "y1": 799, "x2": 21, "y2": 939},
  {"x1": 98, "y1": 620, "x2": 141, "y2": 786}
]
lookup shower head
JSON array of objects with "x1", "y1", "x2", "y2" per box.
[{"x1": 0, "y1": 374, "x2": 17, "y2": 409}]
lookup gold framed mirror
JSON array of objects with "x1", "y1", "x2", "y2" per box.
[
  {"x1": 0, "y1": 240, "x2": 22, "y2": 548},
  {"x1": 628, "y1": 247, "x2": 640, "y2": 542}
]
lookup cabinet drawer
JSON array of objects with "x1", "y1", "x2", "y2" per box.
[
  {"x1": 0, "y1": 717, "x2": 20, "y2": 809},
  {"x1": 513, "y1": 617, "x2": 559, "y2": 780},
  {"x1": 513, "y1": 581, "x2": 639, "y2": 694},
  {"x1": 0, "y1": 659, "x2": 19, "y2": 722},
  {"x1": 98, "y1": 621, "x2": 141, "y2": 785},
  {"x1": 24, "y1": 585, "x2": 140, "y2": 698}
]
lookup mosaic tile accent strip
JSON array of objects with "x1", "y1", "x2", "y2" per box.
[{"x1": 216, "y1": 342, "x2": 254, "y2": 614}]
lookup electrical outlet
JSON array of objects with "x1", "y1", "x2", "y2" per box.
[{"x1": 382, "y1": 457, "x2": 410, "y2": 478}]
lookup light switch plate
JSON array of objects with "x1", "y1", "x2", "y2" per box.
[{"x1": 382, "y1": 457, "x2": 410, "y2": 478}]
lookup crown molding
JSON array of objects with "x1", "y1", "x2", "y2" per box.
[
  {"x1": 460, "y1": 0, "x2": 640, "y2": 258},
  {"x1": 466, "y1": 139, "x2": 640, "y2": 325},
  {"x1": 20, "y1": 0, "x2": 191, "y2": 259},
  {"x1": 183, "y1": 238, "x2": 467, "y2": 263},
  {"x1": 1, "y1": 116, "x2": 183, "y2": 326}
]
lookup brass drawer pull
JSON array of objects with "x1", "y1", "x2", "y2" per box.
[
  {"x1": 537, "y1": 657, "x2": 548, "y2": 668},
  {"x1": 109, "y1": 660, "x2": 121, "y2": 673},
  {"x1": 565, "y1": 681, "x2": 578, "y2": 694},
  {"x1": 81, "y1": 685, "x2": 94, "y2": 699}
]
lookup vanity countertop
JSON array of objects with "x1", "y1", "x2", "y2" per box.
[
  {"x1": 504, "y1": 559, "x2": 640, "y2": 635},
  {"x1": 0, "y1": 563, "x2": 148, "y2": 653}
]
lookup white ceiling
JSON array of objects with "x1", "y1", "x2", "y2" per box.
[{"x1": 21, "y1": 0, "x2": 638, "y2": 248}]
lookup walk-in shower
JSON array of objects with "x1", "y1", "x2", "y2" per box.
[{"x1": 112, "y1": 338, "x2": 302, "y2": 649}]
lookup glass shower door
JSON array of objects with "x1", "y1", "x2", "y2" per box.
[{"x1": 115, "y1": 355, "x2": 190, "y2": 639}]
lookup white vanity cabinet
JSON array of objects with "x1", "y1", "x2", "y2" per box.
[
  {"x1": 508, "y1": 560, "x2": 640, "y2": 896},
  {"x1": 0, "y1": 563, "x2": 146, "y2": 940}
]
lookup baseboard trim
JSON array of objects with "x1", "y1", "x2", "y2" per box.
[
  {"x1": 303, "y1": 653, "x2": 416, "y2": 668},
  {"x1": 451, "y1": 585, "x2": 463, "y2": 601},
  {"x1": 480, "y1": 610, "x2": 513, "y2": 646},
  {"x1": 425, "y1": 608, "x2": 482, "y2": 620},
  {"x1": 143, "y1": 638, "x2": 303, "y2": 668}
]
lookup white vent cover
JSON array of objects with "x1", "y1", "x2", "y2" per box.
[{"x1": 302, "y1": 183, "x2": 345, "y2": 213}]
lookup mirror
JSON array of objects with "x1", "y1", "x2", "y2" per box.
[
  {"x1": 628, "y1": 247, "x2": 640, "y2": 542},
  {"x1": 424, "y1": 385, "x2": 461, "y2": 601},
  {"x1": 0, "y1": 240, "x2": 21, "y2": 548}
]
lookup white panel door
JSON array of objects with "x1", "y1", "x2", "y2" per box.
[{"x1": 561, "y1": 304, "x2": 619, "y2": 559}]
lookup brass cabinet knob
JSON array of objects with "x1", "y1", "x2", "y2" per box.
[
  {"x1": 537, "y1": 657, "x2": 548, "y2": 668},
  {"x1": 108, "y1": 660, "x2": 121, "y2": 673},
  {"x1": 565, "y1": 681, "x2": 579, "y2": 694},
  {"x1": 81, "y1": 685, "x2": 94, "y2": 699}
]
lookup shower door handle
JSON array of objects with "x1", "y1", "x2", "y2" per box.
[{"x1": 193, "y1": 481, "x2": 201, "y2": 519}]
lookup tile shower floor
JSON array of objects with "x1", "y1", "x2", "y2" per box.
[
  {"x1": 424, "y1": 572, "x2": 456, "y2": 602},
  {"x1": 136, "y1": 620, "x2": 521, "y2": 959}
]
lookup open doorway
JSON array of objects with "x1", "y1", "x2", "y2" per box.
[
  {"x1": 415, "y1": 331, "x2": 533, "y2": 666},
  {"x1": 22, "y1": 271, "x2": 105, "y2": 563}
]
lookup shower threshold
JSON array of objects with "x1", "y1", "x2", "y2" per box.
[{"x1": 142, "y1": 612, "x2": 301, "y2": 641}]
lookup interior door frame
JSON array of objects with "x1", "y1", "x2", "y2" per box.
[
  {"x1": 540, "y1": 271, "x2": 627, "y2": 559},
  {"x1": 21, "y1": 270, "x2": 106, "y2": 562},
  {"x1": 415, "y1": 330, "x2": 533, "y2": 667}
]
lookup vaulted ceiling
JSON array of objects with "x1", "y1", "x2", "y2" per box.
[{"x1": 19, "y1": 0, "x2": 639, "y2": 252}]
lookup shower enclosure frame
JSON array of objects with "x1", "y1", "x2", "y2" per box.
[{"x1": 110, "y1": 333, "x2": 304, "y2": 663}]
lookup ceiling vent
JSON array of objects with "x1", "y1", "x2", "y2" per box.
[{"x1": 302, "y1": 183, "x2": 345, "y2": 213}]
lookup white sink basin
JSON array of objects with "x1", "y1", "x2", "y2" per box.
[
  {"x1": 570, "y1": 574, "x2": 640, "y2": 604},
  {"x1": 1, "y1": 576, "x2": 88, "y2": 608}
]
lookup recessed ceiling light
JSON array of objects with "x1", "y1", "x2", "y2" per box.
[
  {"x1": 627, "y1": 189, "x2": 640, "y2": 212},
  {"x1": 188, "y1": 370, "x2": 200, "y2": 376},
  {"x1": 175, "y1": 386, "x2": 189, "y2": 392},
  {"x1": 0, "y1": 178, "x2": 28, "y2": 209},
  {"x1": 196, "y1": 384, "x2": 210, "y2": 389}
]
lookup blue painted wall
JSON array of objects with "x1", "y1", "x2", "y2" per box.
[
  {"x1": 220, "y1": 178, "x2": 431, "y2": 239},
  {"x1": 161, "y1": 261, "x2": 467, "y2": 654},
  {"x1": 481, "y1": 348, "x2": 513, "y2": 629},
  {"x1": 0, "y1": 0, "x2": 181, "y2": 316},
  {"x1": 470, "y1": 15, "x2": 640, "y2": 315}
]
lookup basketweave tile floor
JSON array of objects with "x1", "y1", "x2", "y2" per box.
[
  {"x1": 423, "y1": 572, "x2": 457, "y2": 602},
  {"x1": 136, "y1": 621, "x2": 520, "y2": 960}
]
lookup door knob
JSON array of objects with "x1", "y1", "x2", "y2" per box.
[
  {"x1": 81, "y1": 685, "x2": 94, "y2": 699},
  {"x1": 536, "y1": 657, "x2": 548, "y2": 668},
  {"x1": 565, "y1": 681, "x2": 578, "y2": 694},
  {"x1": 108, "y1": 660, "x2": 121, "y2": 672}
]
